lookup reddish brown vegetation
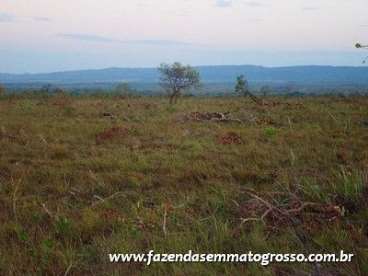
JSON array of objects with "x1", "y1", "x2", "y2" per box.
[
  {"x1": 255, "y1": 117, "x2": 275, "y2": 125},
  {"x1": 51, "y1": 92, "x2": 72, "y2": 107},
  {"x1": 95, "y1": 127, "x2": 129, "y2": 145},
  {"x1": 218, "y1": 132, "x2": 243, "y2": 145}
]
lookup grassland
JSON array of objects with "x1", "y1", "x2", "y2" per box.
[{"x1": 0, "y1": 93, "x2": 367, "y2": 275}]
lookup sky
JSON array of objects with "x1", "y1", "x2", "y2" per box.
[{"x1": 0, "y1": 0, "x2": 367, "y2": 73}]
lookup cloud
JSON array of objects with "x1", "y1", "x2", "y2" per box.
[
  {"x1": 216, "y1": 0, "x2": 232, "y2": 8},
  {"x1": 57, "y1": 33, "x2": 122, "y2": 43},
  {"x1": 215, "y1": 1, "x2": 266, "y2": 8},
  {"x1": 0, "y1": 12, "x2": 15, "y2": 22},
  {"x1": 132, "y1": 40, "x2": 193, "y2": 46},
  {"x1": 248, "y1": 18, "x2": 264, "y2": 22},
  {"x1": 243, "y1": 1, "x2": 264, "y2": 8},
  {"x1": 57, "y1": 33, "x2": 194, "y2": 46},
  {"x1": 302, "y1": 6, "x2": 319, "y2": 12},
  {"x1": 32, "y1": 16, "x2": 52, "y2": 22},
  {"x1": 0, "y1": 12, "x2": 51, "y2": 23}
]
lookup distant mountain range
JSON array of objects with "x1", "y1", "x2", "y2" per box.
[{"x1": 1, "y1": 65, "x2": 368, "y2": 91}]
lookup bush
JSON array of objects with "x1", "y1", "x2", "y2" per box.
[{"x1": 264, "y1": 127, "x2": 277, "y2": 138}]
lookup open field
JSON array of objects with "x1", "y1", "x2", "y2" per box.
[{"x1": 0, "y1": 94, "x2": 367, "y2": 275}]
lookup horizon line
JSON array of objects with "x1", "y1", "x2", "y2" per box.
[{"x1": 2, "y1": 64, "x2": 367, "y2": 75}]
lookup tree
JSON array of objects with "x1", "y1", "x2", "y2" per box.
[
  {"x1": 39, "y1": 84, "x2": 53, "y2": 95},
  {"x1": 235, "y1": 75, "x2": 249, "y2": 96},
  {"x1": 0, "y1": 84, "x2": 6, "y2": 97},
  {"x1": 115, "y1": 82, "x2": 134, "y2": 97},
  {"x1": 260, "y1": 85, "x2": 271, "y2": 97},
  {"x1": 356, "y1": 42, "x2": 368, "y2": 63},
  {"x1": 234, "y1": 75, "x2": 262, "y2": 105},
  {"x1": 356, "y1": 43, "x2": 368, "y2": 49},
  {"x1": 158, "y1": 62, "x2": 200, "y2": 104}
]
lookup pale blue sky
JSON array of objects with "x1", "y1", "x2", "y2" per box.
[{"x1": 0, "y1": 0, "x2": 367, "y2": 73}]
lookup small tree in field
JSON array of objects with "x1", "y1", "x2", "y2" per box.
[
  {"x1": 356, "y1": 42, "x2": 368, "y2": 63},
  {"x1": 115, "y1": 82, "x2": 134, "y2": 97},
  {"x1": 260, "y1": 85, "x2": 271, "y2": 97},
  {"x1": 0, "y1": 84, "x2": 6, "y2": 97},
  {"x1": 158, "y1": 62, "x2": 200, "y2": 104},
  {"x1": 235, "y1": 75, "x2": 249, "y2": 96},
  {"x1": 356, "y1": 43, "x2": 368, "y2": 49},
  {"x1": 234, "y1": 75, "x2": 262, "y2": 105}
]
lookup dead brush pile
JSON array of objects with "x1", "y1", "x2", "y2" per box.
[
  {"x1": 184, "y1": 112, "x2": 242, "y2": 123},
  {"x1": 237, "y1": 189, "x2": 343, "y2": 230}
]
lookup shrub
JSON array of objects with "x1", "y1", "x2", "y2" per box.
[{"x1": 264, "y1": 127, "x2": 277, "y2": 138}]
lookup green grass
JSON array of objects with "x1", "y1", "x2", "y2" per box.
[{"x1": 0, "y1": 94, "x2": 367, "y2": 275}]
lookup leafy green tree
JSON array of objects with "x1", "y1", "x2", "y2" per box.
[
  {"x1": 235, "y1": 75, "x2": 249, "y2": 96},
  {"x1": 158, "y1": 62, "x2": 201, "y2": 104}
]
